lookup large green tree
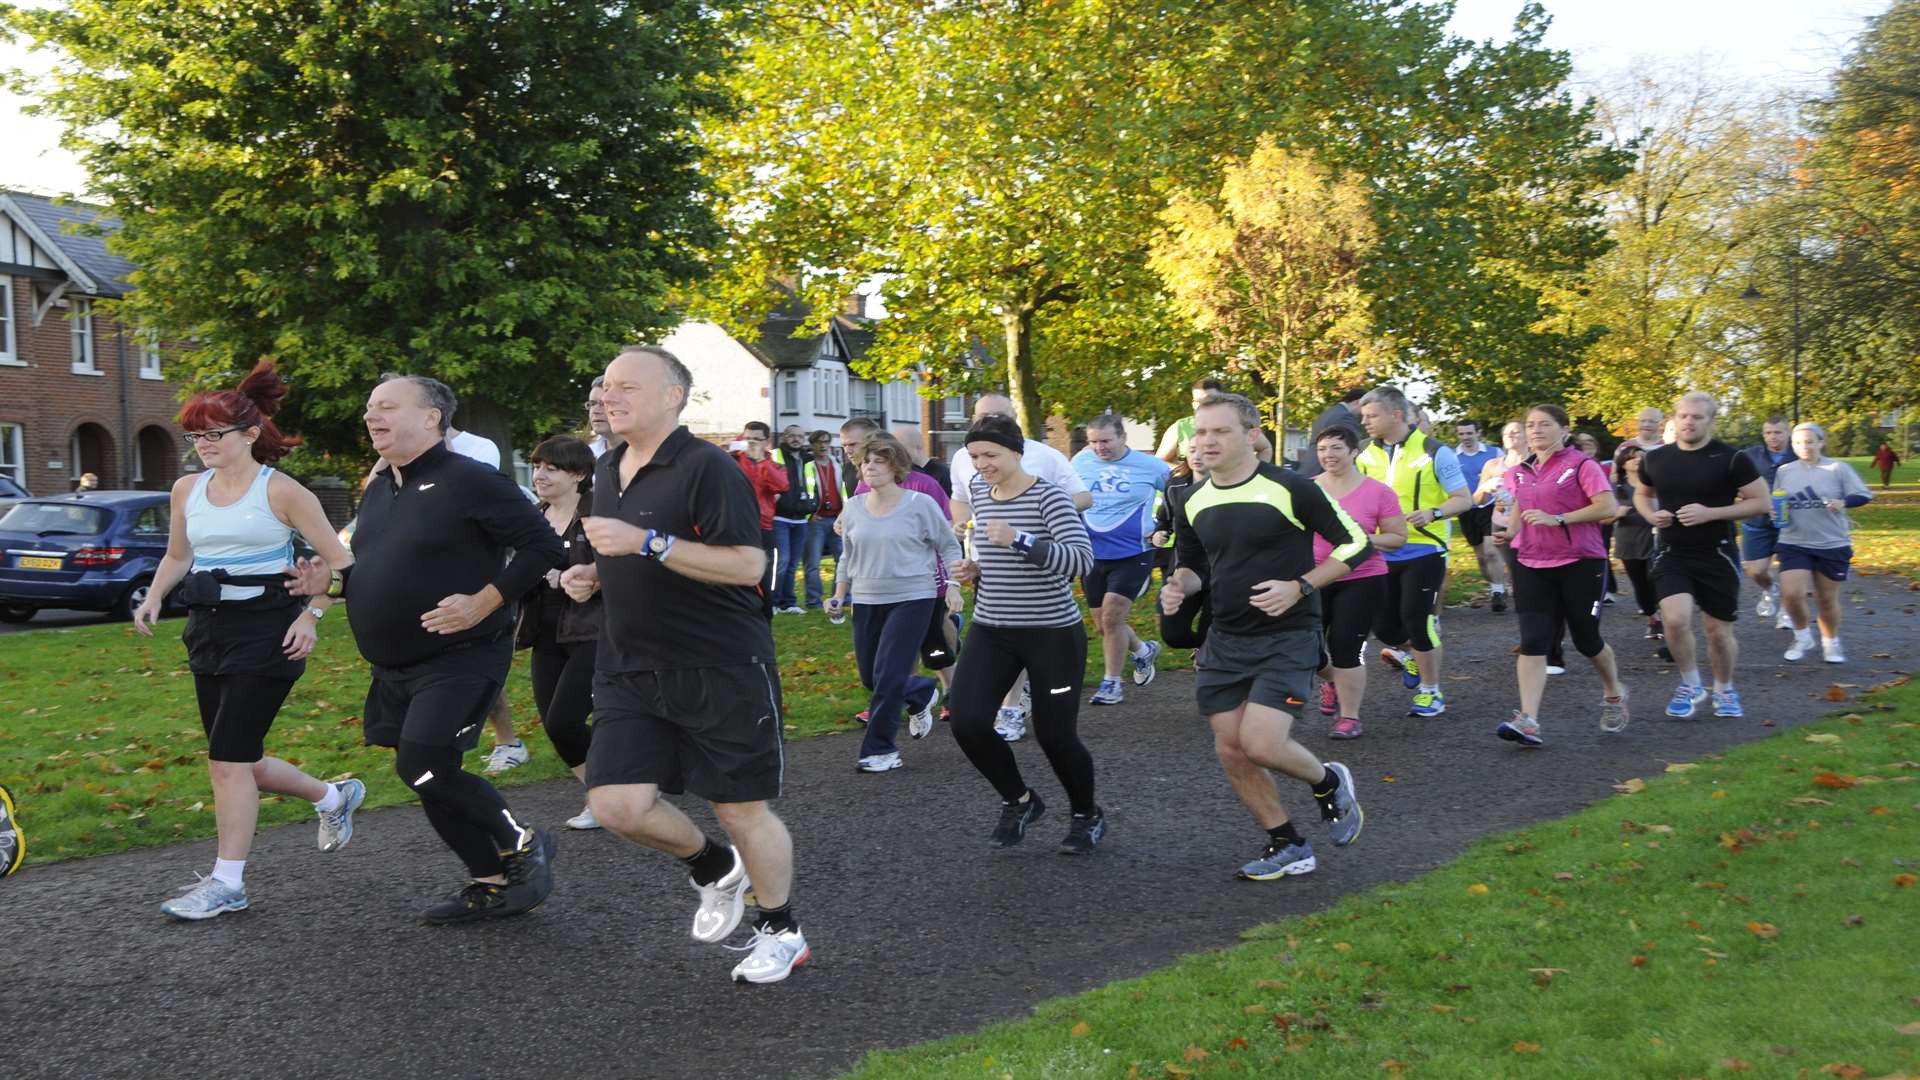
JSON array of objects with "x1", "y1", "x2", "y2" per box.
[
  {"x1": 4, "y1": 0, "x2": 729, "y2": 458},
  {"x1": 697, "y1": 0, "x2": 1625, "y2": 436}
]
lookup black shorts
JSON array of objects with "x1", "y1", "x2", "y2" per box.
[
  {"x1": 1083, "y1": 551, "x2": 1157, "y2": 604},
  {"x1": 182, "y1": 600, "x2": 307, "y2": 681},
  {"x1": 195, "y1": 674, "x2": 298, "y2": 763},
  {"x1": 919, "y1": 598, "x2": 961, "y2": 671},
  {"x1": 1194, "y1": 628, "x2": 1321, "y2": 717},
  {"x1": 362, "y1": 637, "x2": 512, "y2": 750},
  {"x1": 1458, "y1": 504, "x2": 1495, "y2": 547},
  {"x1": 1651, "y1": 541, "x2": 1742, "y2": 623},
  {"x1": 587, "y1": 662, "x2": 785, "y2": 803}
]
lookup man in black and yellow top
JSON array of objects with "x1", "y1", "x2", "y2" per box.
[
  {"x1": 769, "y1": 425, "x2": 821, "y2": 614},
  {"x1": 1162, "y1": 392, "x2": 1372, "y2": 882},
  {"x1": 1355, "y1": 386, "x2": 1473, "y2": 718}
]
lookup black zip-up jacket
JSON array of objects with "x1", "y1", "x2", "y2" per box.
[
  {"x1": 771, "y1": 446, "x2": 816, "y2": 519},
  {"x1": 347, "y1": 442, "x2": 565, "y2": 669}
]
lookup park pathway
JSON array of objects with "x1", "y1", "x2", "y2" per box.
[{"x1": 4, "y1": 575, "x2": 1917, "y2": 1079}]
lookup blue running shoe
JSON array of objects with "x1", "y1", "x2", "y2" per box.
[
  {"x1": 1131, "y1": 640, "x2": 1161, "y2": 686},
  {"x1": 1089, "y1": 677, "x2": 1125, "y2": 706},
  {"x1": 1316, "y1": 762, "x2": 1364, "y2": 847},
  {"x1": 1408, "y1": 689, "x2": 1446, "y2": 718},
  {"x1": 1496, "y1": 711, "x2": 1545, "y2": 747},
  {"x1": 1665, "y1": 683, "x2": 1709, "y2": 718},
  {"x1": 1381, "y1": 647, "x2": 1421, "y2": 690},
  {"x1": 1238, "y1": 839, "x2": 1317, "y2": 879},
  {"x1": 1712, "y1": 689, "x2": 1744, "y2": 718}
]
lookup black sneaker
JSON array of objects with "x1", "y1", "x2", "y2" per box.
[
  {"x1": 1059, "y1": 806, "x2": 1106, "y2": 855},
  {"x1": 0, "y1": 783, "x2": 24, "y2": 878},
  {"x1": 1490, "y1": 592, "x2": 1507, "y2": 613},
  {"x1": 989, "y1": 793, "x2": 1046, "y2": 848},
  {"x1": 499, "y1": 828, "x2": 556, "y2": 915},
  {"x1": 422, "y1": 881, "x2": 511, "y2": 925}
]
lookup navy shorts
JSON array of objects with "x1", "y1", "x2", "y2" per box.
[
  {"x1": 1775, "y1": 543, "x2": 1852, "y2": 582},
  {"x1": 1739, "y1": 521, "x2": 1778, "y2": 562},
  {"x1": 1084, "y1": 551, "x2": 1157, "y2": 604}
]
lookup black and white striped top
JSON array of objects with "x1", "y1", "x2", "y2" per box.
[{"x1": 966, "y1": 475, "x2": 1094, "y2": 628}]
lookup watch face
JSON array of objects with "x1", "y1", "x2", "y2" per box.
[{"x1": 647, "y1": 534, "x2": 669, "y2": 555}]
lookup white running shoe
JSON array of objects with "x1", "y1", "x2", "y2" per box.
[
  {"x1": 907, "y1": 688, "x2": 940, "y2": 740},
  {"x1": 1756, "y1": 587, "x2": 1778, "y2": 618},
  {"x1": 1545, "y1": 664, "x2": 1567, "y2": 676},
  {"x1": 1774, "y1": 607, "x2": 1794, "y2": 631},
  {"x1": 729, "y1": 925, "x2": 810, "y2": 984},
  {"x1": 856, "y1": 752, "x2": 903, "y2": 772},
  {"x1": 483, "y1": 740, "x2": 530, "y2": 774},
  {"x1": 315, "y1": 778, "x2": 366, "y2": 852},
  {"x1": 1784, "y1": 629, "x2": 1816, "y2": 662},
  {"x1": 566, "y1": 804, "x2": 600, "y2": 830},
  {"x1": 1822, "y1": 638, "x2": 1846, "y2": 664},
  {"x1": 993, "y1": 707, "x2": 1028, "y2": 742},
  {"x1": 689, "y1": 847, "x2": 750, "y2": 943}
]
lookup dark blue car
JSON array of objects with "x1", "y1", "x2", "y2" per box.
[{"x1": 0, "y1": 491, "x2": 174, "y2": 623}]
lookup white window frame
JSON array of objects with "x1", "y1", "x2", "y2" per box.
[
  {"x1": 69, "y1": 430, "x2": 85, "y2": 482},
  {"x1": 780, "y1": 370, "x2": 800, "y2": 415},
  {"x1": 70, "y1": 299, "x2": 99, "y2": 375},
  {"x1": 140, "y1": 333, "x2": 163, "y2": 380},
  {"x1": 0, "y1": 278, "x2": 18, "y2": 365},
  {"x1": 940, "y1": 395, "x2": 965, "y2": 423},
  {"x1": 0, "y1": 423, "x2": 23, "y2": 487}
]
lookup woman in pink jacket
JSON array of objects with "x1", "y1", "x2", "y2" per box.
[{"x1": 1494, "y1": 404, "x2": 1630, "y2": 746}]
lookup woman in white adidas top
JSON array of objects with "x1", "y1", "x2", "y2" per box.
[{"x1": 133, "y1": 362, "x2": 360, "y2": 921}]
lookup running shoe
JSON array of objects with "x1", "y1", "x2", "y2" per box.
[
  {"x1": 1490, "y1": 591, "x2": 1508, "y2": 613},
  {"x1": 989, "y1": 793, "x2": 1046, "y2": 848},
  {"x1": 1059, "y1": 806, "x2": 1106, "y2": 855},
  {"x1": 853, "y1": 709, "x2": 869, "y2": 725},
  {"x1": 1784, "y1": 629, "x2": 1816, "y2": 662},
  {"x1": 566, "y1": 804, "x2": 600, "y2": 831},
  {"x1": 1328, "y1": 716, "x2": 1363, "y2": 740},
  {"x1": 0, "y1": 783, "x2": 23, "y2": 878},
  {"x1": 1598, "y1": 690, "x2": 1630, "y2": 734},
  {"x1": 1665, "y1": 684, "x2": 1709, "y2": 718},
  {"x1": 690, "y1": 845, "x2": 750, "y2": 943},
  {"x1": 1545, "y1": 664, "x2": 1567, "y2": 676},
  {"x1": 484, "y1": 740, "x2": 530, "y2": 774},
  {"x1": 729, "y1": 925, "x2": 811, "y2": 984},
  {"x1": 1317, "y1": 762, "x2": 1364, "y2": 847},
  {"x1": 907, "y1": 687, "x2": 941, "y2": 738},
  {"x1": 1380, "y1": 647, "x2": 1421, "y2": 689},
  {"x1": 993, "y1": 707, "x2": 1028, "y2": 742},
  {"x1": 1318, "y1": 682, "x2": 1338, "y2": 717},
  {"x1": 160, "y1": 874, "x2": 249, "y2": 921},
  {"x1": 1408, "y1": 689, "x2": 1446, "y2": 718},
  {"x1": 1773, "y1": 607, "x2": 1794, "y2": 631},
  {"x1": 422, "y1": 880, "x2": 510, "y2": 925},
  {"x1": 1089, "y1": 677, "x2": 1125, "y2": 706},
  {"x1": 1603, "y1": 594, "x2": 1615, "y2": 606},
  {"x1": 1496, "y1": 710, "x2": 1545, "y2": 747},
  {"x1": 1712, "y1": 689, "x2": 1744, "y2": 718},
  {"x1": 781, "y1": 606, "x2": 806, "y2": 615},
  {"x1": 1645, "y1": 616, "x2": 1664, "y2": 640},
  {"x1": 1019, "y1": 681, "x2": 1032, "y2": 713},
  {"x1": 1756, "y1": 587, "x2": 1778, "y2": 618},
  {"x1": 316, "y1": 778, "x2": 365, "y2": 853},
  {"x1": 1823, "y1": 638, "x2": 1846, "y2": 664},
  {"x1": 1238, "y1": 839, "x2": 1317, "y2": 879},
  {"x1": 499, "y1": 828, "x2": 556, "y2": 915},
  {"x1": 1131, "y1": 641, "x2": 1162, "y2": 686},
  {"x1": 856, "y1": 752, "x2": 903, "y2": 773}
]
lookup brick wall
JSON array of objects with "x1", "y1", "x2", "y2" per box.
[{"x1": 0, "y1": 275, "x2": 188, "y2": 494}]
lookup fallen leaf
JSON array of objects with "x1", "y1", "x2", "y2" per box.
[
  {"x1": 1182, "y1": 1045, "x2": 1209, "y2": 1063},
  {"x1": 1805, "y1": 733, "x2": 1842, "y2": 744},
  {"x1": 1381, "y1": 774, "x2": 1397, "y2": 783},
  {"x1": 1746, "y1": 921, "x2": 1780, "y2": 939},
  {"x1": 1718, "y1": 1058, "x2": 1752, "y2": 1072},
  {"x1": 1870, "y1": 806, "x2": 1891, "y2": 815},
  {"x1": 1529, "y1": 967, "x2": 1569, "y2": 986},
  {"x1": 1819, "y1": 1065, "x2": 1864, "y2": 1078},
  {"x1": 1824, "y1": 685, "x2": 1849, "y2": 702},
  {"x1": 1630, "y1": 955, "x2": 1647, "y2": 967},
  {"x1": 1070, "y1": 1022, "x2": 1090, "y2": 1038},
  {"x1": 1666, "y1": 762, "x2": 1698, "y2": 773},
  {"x1": 1511, "y1": 1041, "x2": 1542, "y2": 1054},
  {"x1": 1224, "y1": 1036, "x2": 1249, "y2": 1051},
  {"x1": 1712, "y1": 790, "x2": 1729, "y2": 799},
  {"x1": 1895, "y1": 874, "x2": 1918, "y2": 888},
  {"x1": 1813, "y1": 772, "x2": 1857, "y2": 790},
  {"x1": 1553, "y1": 872, "x2": 1575, "y2": 881},
  {"x1": 1789, "y1": 797, "x2": 1833, "y2": 806},
  {"x1": 1381, "y1": 1060, "x2": 1409, "y2": 1075},
  {"x1": 1613, "y1": 778, "x2": 1647, "y2": 795},
  {"x1": 1843, "y1": 914, "x2": 1865, "y2": 926},
  {"x1": 1894, "y1": 1021, "x2": 1920, "y2": 1036},
  {"x1": 1332, "y1": 942, "x2": 1353, "y2": 952},
  {"x1": 1466, "y1": 883, "x2": 1491, "y2": 896}
]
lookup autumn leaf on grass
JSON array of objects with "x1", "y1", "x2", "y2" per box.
[
  {"x1": 1824, "y1": 685, "x2": 1849, "y2": 702},
  {"x1": 1511, "y1": 1041, "x2": 1542, "y2": 1054},
  {"x1": 1069, "y1": 1022, "x2": 1090, "y2": 1037},
  {"x1": 1813, "y1": 772, "x2": 1857, "y2": 790},
  {"x1": 1612, "y1": 778, "x2": 1647, "y2": 795},
  {"x1": 1895, "y1": 874, "x2": 1918, "y2": 889},
  {"x1": 1529, "y1": 967, "x2": 1569, "y2": 987},
  {"x1": 1804, "y1": 733, "x2": 1842, "y2": 745},
  {"x1": 1466, "y1": 883, "x2": 1491, "y2": 896},
  {"x1": 1789, "y1": 796, "x2": 1833, "y2": 806},
  {"x1": 1746, "y1": 921, "x2": 1781, "y2": 940},
  {"x1": 1893, "y1": 1021, "x2": 1920, "y2": 1036},
  {"x1": 1717, "y1": 1058, "x2": 1753, "y2": 1072},
  {"x1": 1182, "y1": 1045, "x2": 1210, "y2": 1063},
  {"x1": 1819, "y1": 1065, "x2": 1865, "y2": 1078},
  {"x1": 1665, "y1": 762, "x2": 1697, "y2": 773}
]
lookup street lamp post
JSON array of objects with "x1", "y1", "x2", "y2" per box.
[{"x1": 1741, "y1": 247, "x2": 1803, "y2": 424}]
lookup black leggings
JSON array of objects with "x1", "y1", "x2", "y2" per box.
[
  {"x1": 1159, "y1": 588, "x2": 1211, "y2": 649},
  {"x1": 394, "y1": 740, "x2": 528, "y2": 878},
  {"x1": 1374, "y1": 554, "x2": 1444, "y2": 652},
  {"x1": 1513, "y1": 557, "x2": 1608, "y2": 659},
  {"x1": 530, "y1": 629, "x2": 595, "y2": 769},
  {"x1": 1320, "y1": 575, "x2": 1386, "y2": 669},
  {"x1": 1623, "y1": 557, "x2": 1657, "y2": 616},
  {"x1": 949, "y1": 622, "x2": 1095, "y2": 815}
]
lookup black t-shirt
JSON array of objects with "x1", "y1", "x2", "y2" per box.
[
  {"x1": 915, "y1": 459, "x2": 953, "y2": 498},
  {"x1": 1639, "y1": 438, "x2": 1760, "y2": 549},
  {"x1": 592, "y1": 426, "x2": 775, "y2": 671},
  {"x1": 348, "y1": 443, "x2": 564, "y2": 670}
]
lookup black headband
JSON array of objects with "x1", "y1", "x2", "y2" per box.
[{"x1": 964, "y1": 428, "x2": 1025, "y2": 454}]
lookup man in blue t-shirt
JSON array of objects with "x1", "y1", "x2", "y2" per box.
[
  {"x1": 1737, "y1": 416, "x2": 1793, "y2": 625},
  {"x1": 1450, "y1": 419, "x2": 1508, "y2": 611},
  {"x1": 1073, "y1": 414, "x2": 1172, "y2": 706}
]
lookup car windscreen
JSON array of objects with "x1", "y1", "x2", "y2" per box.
[
  {"x1": 0, "y1": 477, "x2": 27, "y2": 498},
  {"x1": 0, "y1": 502, "x2": 112, "y2": 536}
]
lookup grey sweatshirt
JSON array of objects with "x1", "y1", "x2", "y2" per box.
[{"x1": 837, "y1": 489, "x2": 964, "y2": 604}]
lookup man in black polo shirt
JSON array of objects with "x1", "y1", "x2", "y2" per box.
[
  {"x1": 302, "y1": 373, "x2": 563, "y2": 924},
  {"x1": 560, "y1": 345, "x2": 809, "y2": 985}
]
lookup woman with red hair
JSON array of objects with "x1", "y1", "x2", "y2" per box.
[{"x1": 134, "y1": 361, "x2": 361, "y2": 920}]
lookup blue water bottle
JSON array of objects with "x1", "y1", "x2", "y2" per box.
[{"x1": 1770, "y1": 487, "x2": 1789, "y2": 528}]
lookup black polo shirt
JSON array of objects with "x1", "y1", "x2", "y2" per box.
[{"x1": 593, "y1": 426, "x2": 775, "y2": 672}]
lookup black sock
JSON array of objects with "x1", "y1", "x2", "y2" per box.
[
  {"x1": 1311, "y1": 767, "x2": 1340, "y2": 800},
  {"x1": 1266, "y1": 821, "x2": 1304, "y2": 847},
  {"x1": 755, "y1": 901, "x2": 797, "y2": 934},
  {"x1": 681, "y1": 838, "x2": 735, "y2": 886}
]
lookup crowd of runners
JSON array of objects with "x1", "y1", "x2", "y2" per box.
[{"x1": 0, "y1": 352, "x2": 1884, "y2": 991}]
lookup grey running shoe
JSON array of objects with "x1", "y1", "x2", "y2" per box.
[
  {"x1": 1089, "y1": 677, "x2": 1124, "y2": 706},
  {"x1": 0, "y1": 783, "x2": 23, "y2": 878},
  {"x1": 729, "y1": 925, "x2": 811, "y2": 984},
  {"x1": 1598, "y1": 690, "x2": 1630, "y2": 734},
  {"x1": 689, "y1": 846, "x2": 749, "y2": 943},
  {"x1": 1238, "y1": 839, "x2": 1316, "y2": 880},
  {"x1": 160, "y1": 874, "x2": 249, "y2": 921},
  {"x1": 1059, "y1": 806, "x2": 1106, "y2": 855},
  {"x1": 989, "y1": 793, "x2": 1046, "y2": 848},
  {"x1": 907, "y1": 687, "x2": 941, "y2": 740},
  {"x1": 422, "y1": 880, "x2": 510, "y2": 925},
  {"x1": 993, "y1": 707, "x2": 1027, "y2": 742},
  {"x1": 1496, "y1": 711, "x2": 1545, "y2": 747},
  {"x1": 1317, "y1": 761, "x2": 1364, "y2": 847},
  {"x1": 1131, "y1": 641, "x2": 1162, "y2": 686},
  {"x1": 316, "y1": 778, "x2": 366, "y2": 853}
]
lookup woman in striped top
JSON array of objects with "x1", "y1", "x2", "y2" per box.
[{"x1": 948, "y1": 417, "x2": 1103, "y2": 853}]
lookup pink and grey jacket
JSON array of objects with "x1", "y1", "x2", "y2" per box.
[{"x1": 1508, "y1": 445, "x2": 1611, "y2": 568}]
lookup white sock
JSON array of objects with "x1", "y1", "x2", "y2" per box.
[
  {"x1": 1490, "y1": 583, "x2": 1506, "y2": 594},
  {"x1": 212, "y1": 858, "x2": 246, "y2": 889},
  {"x1": 312, "y1": 784, "x2": 342, "y2": 813},
  {"x1": 1822, "y1": 636, "x2": 1840, "y2": 647},
  {"x1": 1420, "y1": 683, "x2": 1439, "y2": 694},
  {"x1": 1713, "y1": 681, "x2": 1733, "y2": 693},
  {"x1": 1132, "y1": 642, "x2": 1153, "y2": 659},
  {"x1": 1679, "y1": 669, "x2": 1701, "y2": 688}
]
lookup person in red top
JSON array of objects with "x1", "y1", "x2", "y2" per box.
[
  {"x1": 1872, "y1": 442, "x2": 1901, "y2": 489},
  {"x1": 803, "y1": 430, "x2": 844, "y2": 610},
  {"x1": 1494, "y1": 404, "x2": 1630, "y2": 747},
  {"x1": 732, "y1": 421, "x2": 789, "y2": 619}
]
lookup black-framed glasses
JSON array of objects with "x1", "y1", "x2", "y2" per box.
[{"x1": 183, "y1": 427, "x2": 243, "y2": 445}]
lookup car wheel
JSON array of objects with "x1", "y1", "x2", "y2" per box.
[
  {"x1": 0, "y1": 603, "x2": 35, "y2": 624},
  {"x1": 115, "y1": 579, "x2": 152, "y2": 622}
]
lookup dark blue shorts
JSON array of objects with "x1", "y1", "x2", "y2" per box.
[
  {"x1": 1775, "y1": 543, "x2": 1852, "y2": 582},
  {"x1": 1739, "y1": 520, "x2": 1778, "y2": 562}
]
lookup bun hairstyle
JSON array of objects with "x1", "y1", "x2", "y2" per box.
[{"x1": 177, "y1": 360, "x2": 302, "y2": 464}]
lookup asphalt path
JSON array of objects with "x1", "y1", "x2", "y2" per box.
[{"x1": 4, "y1": 576, "x2": 1916, "y2": 1080}]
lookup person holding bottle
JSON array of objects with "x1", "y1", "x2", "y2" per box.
[{"x1": 1774, "y1": 423, "x2": 1873, "y2": 663}]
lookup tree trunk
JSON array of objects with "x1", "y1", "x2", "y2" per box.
[{"x1": 1002, "y1": 306, "x2": 1044, "y2": 438}]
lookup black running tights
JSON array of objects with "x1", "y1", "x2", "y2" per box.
[
  {"x1": 1622, "y1": 557, "x2": 1657, "y2": 616},
  {"x1": 394, "y1": 740, "x2": 525, "y2": 878},
  {"x1": 948, "y1": 622, "x2": 1096, "y2": 815},
  {"x1": 530, "y1": 632, "x2": 595, "y2": 769}
]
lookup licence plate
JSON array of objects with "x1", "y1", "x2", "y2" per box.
[{"x1": 15, "y1": 556, "x2": 63, "y2": 570}]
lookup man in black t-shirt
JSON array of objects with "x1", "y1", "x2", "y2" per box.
[
  {"x1": 1628, "y1": 391, "x2": 1769, "y2": 721},
  {"x1": 560, "y1": 345, "x2": 808, "y2": 986}
]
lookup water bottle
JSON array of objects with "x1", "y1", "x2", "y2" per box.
[
  {"x1": 1770, "y1": 488, "x2": 1789, "y2": 528},
  {"x1": 827, "y1": 599, "x2": 847, "y2": 625}
]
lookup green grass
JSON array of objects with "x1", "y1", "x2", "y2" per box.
[
  {"x1": 1837, "y1": 456, "x2": 1920, "y2": 583},
  {"x1": 844, "y1": 678, "x2": 1920, "y2": 1079}
]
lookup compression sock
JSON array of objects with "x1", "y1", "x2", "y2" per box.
[{"x1": 682, "y1": 838, "x2": 737, "y2": 885}]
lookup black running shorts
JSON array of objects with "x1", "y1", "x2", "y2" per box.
[
  {"x1": 1651, "y1": 541, "x2": 1742, "y2": 623},
  {"x1": 362, "y1": 638, "x2": 511, "y2": 751},
  {"x1": 1458, "y1": 504, "x2": 1495, "y2": 548},
  {"x1": 1083, "y1": 551, "x2": 1157, "y2": 605},
  {"x1": 1193, "y1": 627, "x2": 1321, "y2": 717},
  {"x1": 586, "y1": 662, "x2": 786, "y2": 803}
]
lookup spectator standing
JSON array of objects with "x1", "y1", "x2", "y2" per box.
[
  {"x1": 733, "y1": 420, "x2": 790, "y2": 619},
  {"x1": 769, "y1": 425, "x2": 819, "y2": 614}
]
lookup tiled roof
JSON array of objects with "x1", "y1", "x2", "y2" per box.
[{"x1": 1, "y1": 191, "x2": 138, "y2": 298}]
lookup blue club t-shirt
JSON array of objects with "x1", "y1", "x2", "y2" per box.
[
  {"x1": 1071, "y1": 448, "x2": 1171, "y2": 560},
  {"x1": 1455, "y1": 445, "x2": 1502, "y2": 506}
]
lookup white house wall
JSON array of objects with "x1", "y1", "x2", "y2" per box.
[{"x1": 657, "y1": 320, "x2": 774, "y2": 437}]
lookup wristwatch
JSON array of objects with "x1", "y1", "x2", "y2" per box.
[
  {"x1": 642, "y1": 529, "x2": 675, "y2": 560},
  {"x1": 306, "y1": 605, "x2": 327, "y2": 621},
  {"x1": 1554, "y1": 513, "x2": 1567, "y2": 526},
  {"x1": 1295, "y1": 578, "x2": 1317, "y2": 599}
]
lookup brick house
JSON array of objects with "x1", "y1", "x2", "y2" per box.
[{"x1": 0, "y1": 190, "x2": 186, "y2": 495}]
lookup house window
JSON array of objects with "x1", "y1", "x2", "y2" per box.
[
  {"x1": 140, "y1": 334, "x2": 163, "y2": 379},
  {"x1": 0, "y1": 279, "x2": 17, "y2": 365},
  {"x1": 940, "y1": 395, "x2": 965, "y2": 424},
  {"x1": 0, "y1": 423, "x2": 22, "y2": 487},
  {"x1": 851, "y1": 378, "x2": 883, "y2": 419},
  {"x1": 813, "y1": 365, "x2": 846, "y2": 417},
  {"x1": 70, "y1": 299, "x2": 98, "y2": 374},
  {"x1": 780, "y1": 371, "x2": 800, "y2": 415},
  {"x1": 890, "y1": 382, "x2": 919, "y2": 423}
]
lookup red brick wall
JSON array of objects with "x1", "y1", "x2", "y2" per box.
[{"x1": 0, "y1": 275, "x2": 188, "y2": 494}]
